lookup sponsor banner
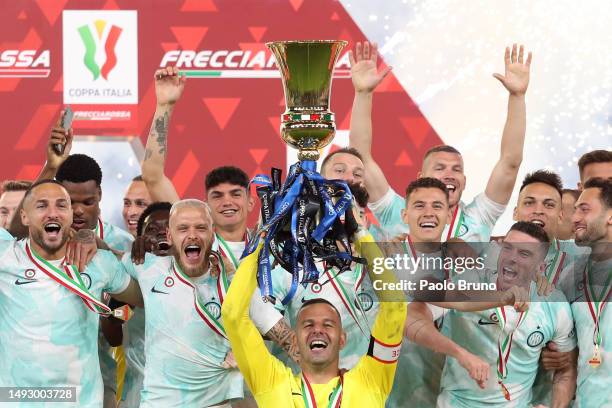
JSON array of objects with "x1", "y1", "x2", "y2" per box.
[
  {"x1": 62, "y1": 10, "x2": 138, "y2": 105},
  {"x1": 0, "y1": 49, "x2": 50, "y2": 78},
  {"x1": 71, "y1": 105, "x2": 137, "y2": 128},
  {"x1": 159, "y1": 49, "x2": 352, "y2": 79}
]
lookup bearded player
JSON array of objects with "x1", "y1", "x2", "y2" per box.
[
  {"x1": 570, "y1": 179, "x2": 612, "y2": 407},
  {"x1": 0, "y1": 180, "x2": 142, "y2": 407}
]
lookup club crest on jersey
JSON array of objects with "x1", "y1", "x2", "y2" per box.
[
  {"x1": 356, "y1": 292, "x2": 374, "y2": 311},
  {"x1": 81, "y1": 273, "x2": 92, "y2": 289},
  {"x1": 164, "y1": 276, "x2": 175, "y2": 287},
  {"x1": 205, "y1": 301, "x2": 222, "y2": 319},
  {"x1": 527, "y1": 330, "x2": 544, "y2": 347},
  {"x1": 24, "y1": 269, "x2": 36, "y2": 279}
]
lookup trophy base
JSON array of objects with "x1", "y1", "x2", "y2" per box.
[
  {"x1": 281, "y1": 119, "x2": 336, "y2": 162},
  {"x1": 297, "y1": 149, "x2": 320, "y2": 161}
]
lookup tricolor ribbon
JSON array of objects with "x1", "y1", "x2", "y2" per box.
[
  {"x1": 584, "y1": 259, "x2": 612, "y2": 366},
  {"x1": 94, "y1": 218, "x2": 104, "y2": 240},
  {"x1": 171, "y1": 253, "x2": 229, "y2": 339},
  {"x1": 25, "y1": 240, "x2": 130, "y2": 321},
  {"x1": 545, "y1": 239, "x2": 566, "y2": 285},
  {"x1": 301, "y1": 373, "x2": 343, "y2": 408},
  {"x1": 494, "y1": 306, "x2": 528, "y2": 400},
  {"x1": 445, "y1": 205, "x2": 465, "y2": 242},
  {"x1": 216, "y1": 232, "x2": 249, "y2": 270}
]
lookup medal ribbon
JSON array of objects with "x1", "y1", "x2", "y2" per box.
[
  {"x1": 216, "y1": 232, "x2": 249, "y2": 270},
  {"x1": 25, "y1": 240, "x2": 130, "y2": 320},
  {"x1": 445, "y1": 205, "x2": 465, "y2": 242},
  {"x1": 171, "y1": 253, "x2": 229, "y2": 339},
  {"x1": 243, "y1": 161, "x2": 357, "y2": 303},
  {"x1": 494, "y1": 306, "x2": 528, "y2": 400},
  {"x1": 584, "y1": 260, "x2": 612, "y2": 354},
  {"x1": 301, "y1": 373, "x2": 343, "y2": 408},
  {"x1": 545, "y1": 239, "x2": 566, "y2": 285},
  {"x1": 94, "y1": 218, "x2": 104, "y2": 240}
]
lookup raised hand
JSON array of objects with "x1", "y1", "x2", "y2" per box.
[
  {"x1": 349, "y1": 41, "x2": 392, "y2": 93},
  {"x1": 493, "y1": 44, "x2": 532, "y2": 95},
  {"x1": 154, "y1": 66, "x2": 186, "y2": 107},
  {"x1": 46, "y1": 110, "x2": 73, "y2": 170}
]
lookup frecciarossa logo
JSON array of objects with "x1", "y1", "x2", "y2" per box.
[
  {"x1": 0, "y1": 49, "x2": 50, "y2": 78},
  {"x1": 159, "y1": 49, "x2": 352, "y2": 78}
]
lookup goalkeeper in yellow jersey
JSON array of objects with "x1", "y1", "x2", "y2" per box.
[{"x1": 222, "y1": 232, "x2": 407, "y2": 407}]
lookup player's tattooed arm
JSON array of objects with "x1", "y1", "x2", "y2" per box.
[
  {"x1": 265, "y1": 319, "x2": 300, "y2": 363},
  {"x1": 141, "y1": 66, "x2": 185, "y2": 204},
  {"x1": 550, "y1": 348, "x2": 577, "y2": 408}
]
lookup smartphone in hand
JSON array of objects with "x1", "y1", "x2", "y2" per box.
[{"x1": 53, "y1": 106, "x2": 73, "y2": 155}]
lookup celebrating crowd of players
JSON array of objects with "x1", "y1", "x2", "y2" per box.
[{"x1": 0, "y1": 41, "x2": 610, "y2": 408}]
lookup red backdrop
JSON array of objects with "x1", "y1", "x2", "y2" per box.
[{"x1": 0, "y1": 0, "x2": 442, "y2": 210}]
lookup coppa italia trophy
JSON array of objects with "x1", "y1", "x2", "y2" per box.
[{"x1": 243, "y1": 40, "x2": 362, "y2": 304}]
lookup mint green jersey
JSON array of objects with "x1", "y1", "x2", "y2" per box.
[
  {"x1": 120, "y1": 306, "x2": 145, "y2": 407},
  {"x1": 436, "y1": 276, "x2": 575, "y2": 408},
  {"x1": 0, "y1": 239, "x2": 131, "y2": 408},
  {"x1": 387, "y1": 250, "x2": 448, "y2": 408},
  {"x1": 570, "y1": 257, "x2": 612, "y2": 408},
  {"x1": 529, "y1": 239, "x2": 588, "y2": 406},
  {"x1": 96, "y1": 221, "x2": 134, "y2": 399},
  {"x1": 122, "y1": 252, "x2": 279, "y2": 407},
  {"x1": 368, "y1": 188, "x2": 505, "y2": 242},
  {"x1": 122, "y1": 253, "x2": 242, "y2": 407},
  {"x1": 100, "y1": 220, "x2": 133, "y2": 252},
  {"x1": 0, "y1": 227, "x2": 13, "y2": 240}
]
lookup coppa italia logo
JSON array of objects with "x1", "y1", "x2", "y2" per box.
[
  {"x1": 63, "y1": 10, "x2": 138, "y2": 105},
  {"x1": 159, "y1": 49, "x2": 351, "y2": 79},
  {"x1": 77, "y1": 20, "x2": 122, "y2": 81}
]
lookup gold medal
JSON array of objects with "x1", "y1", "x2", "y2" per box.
[{"x1": 588, "y1": 344, "x2": 602, "y2": 368}]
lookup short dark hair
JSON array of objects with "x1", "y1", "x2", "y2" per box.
[
  {"x1": 578, "y1": 150, "x2": 612, "y2": 177},
  {"x1": 1, "y1": 180, "x2": 32, "y2": 193},
  {"x1": 22, "y1": 179, "x2": 67, "y2": 203},
  {"x1": 137, "y1": 202, "x2": 172, "y2": 236},
  {"x1": 584, "y1": 179, "x2": 612, "y2": 209},
  {"x1": 56, "y1": 154, "x2": 103, "y2": 186},
  {"x1": 132, "y1": 175, "x2": 143, "y2": 182},
  {"x1": 405, "y1": 177, "x2": 449, "y2": 202},
  {"x1": 508, "y1": 221, "x2": 550, "y2": 244},
  {"x1": 349, "y1": 183, "x2": 369, "y2": 208},
  {"x1": 562, "y1": 188, "x2": 581, "y2": 201},
  {"x1": 320, "y1": 147, "x2": 364, "y2": 173},
  {"x1": 423, "y1": 145, "x2": 462, "y2": 162},
  {"x1": 298, "y1": 298, "x2": 342, "y2": 323},
  {"x1": 519, "y1": 170, "x2": 563, "y2": 198},
  {"x1": 205, "y1": 166, "x2": 249, "y2": 191}
]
